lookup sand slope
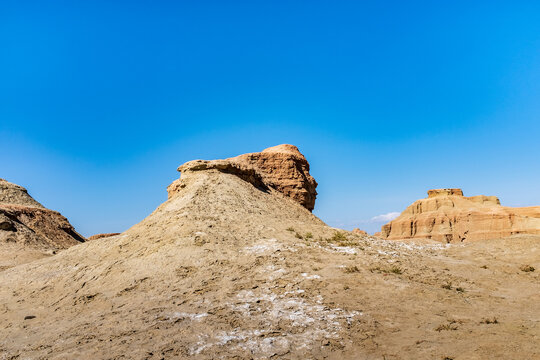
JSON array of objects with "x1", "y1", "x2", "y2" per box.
[{"x1": 0, "y1": 170, "x2": 539, "y2": 359}]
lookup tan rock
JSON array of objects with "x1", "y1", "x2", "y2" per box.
[
  {"x1": 168, "y1": 144, "x2": 318, "y2": 211},
  {"x1": 0, "y1": 179, "x2": 85, "y2": 269},
  {"x1": 0, "y1": 178, "x2": 44, "y2": 208},
  {"x1": 352, "y1": 228, "x2": 368, "y2": 236},
  {"x1": 379, "y1": 188, "x2": 540, "y2": 242}
]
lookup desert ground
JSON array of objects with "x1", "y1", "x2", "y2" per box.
[{"x1": 1, "y1": 166, "x2": 539, "y2": 359}]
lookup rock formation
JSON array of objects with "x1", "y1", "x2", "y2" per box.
[
  {"x1": 2, "y1": 150, "x2": 540, "y2": 359},
  {"x1": 88, "y1": 233, "x2": 121, "y2": 241},
  {"x1": 377, "y1": 188, "x2": 540, "y2": 242},
  {"x1": 0, "y1": 179, "x2": 85, "y2": 269},
  {"x1": 168, "y1": 144, "x2": 318, "y2": 211},
  {"x1": 352, "y1": 228, "x2": 368, "y2": 236}
]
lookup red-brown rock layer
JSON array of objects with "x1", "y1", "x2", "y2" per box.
[
  {"x1": 168, "y1": 144, "x2": 318, "y2": 211},
  {"x1": 378, "y1": 188, "x2": 540, "y2": 243},
  {"x1": 88, "y1": 233, "x2": 121, "y2": 241},
  {"x1": 0, "y1": 179, "x2": 85, "y2": 255},
  {"x1": 0, "y1": 204, "x2": 85, "y2": 250}
]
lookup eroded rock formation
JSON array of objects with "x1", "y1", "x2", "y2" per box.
[
  {"x1": 88, "y1": 233, "x2": 121, "y2": 241},
  {"x1": 168, "y1": 144, "x2": 318, "y2": 211},
  {"x1": 378, "y1": 188, "x2": 540, "y2": 242},
  {"x1": 0, "y1": 179, "x2": 85, "y2": 268}
]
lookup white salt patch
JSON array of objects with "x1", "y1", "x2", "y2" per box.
[{"x1": 301, "y1": 273, "x2": 321, "y2": 280}]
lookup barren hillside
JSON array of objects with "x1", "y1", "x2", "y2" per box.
[{"x1": 1, "y1": 149, "x2": 539, "y2": 359}]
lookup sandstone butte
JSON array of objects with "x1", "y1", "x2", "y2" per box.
[
  {"x1": 377, "y1": 188, "x2": 540, "y2": 242},
  {"x1": 167, "y1": 144, "x2": 318, "y2": 211},
  {"x1": 0, "y1": 178, "x2": 85, "y2": 269}
]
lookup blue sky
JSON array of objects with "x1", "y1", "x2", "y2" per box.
[{"x1": 2, "y1": 1, "x2": 540, "y2": 235}]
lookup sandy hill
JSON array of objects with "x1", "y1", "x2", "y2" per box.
[
  {"x1": 0, "y1": 178, "x2": 86, "y2": 270},
  {"x1": 377, "y1": 188, "x2": 540, "y2": 242},
  {"x1": 1, "y1": 149, "x2": 539, "y2": 359}
]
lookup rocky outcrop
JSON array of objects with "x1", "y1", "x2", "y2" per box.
[
  {"x1": 352, "y1": 228, "x2": 368, "y2": 236},
  {"x1": 168, "y1": 144, "x2": 318, "y2": 211},
  {"x1": 88, "y1": 233, "x2": 121, "y2": 241},
  {"x1": 0, "y1": 178, "x2": 44, "y2": 208},
  {"x1": 0, "y1": 205, "x2": 86, "y2": 249},
  {"x1": 0, "y1": 179, "x2": 85, "y2": 268},
  {"x1": 378, "y1": 188, "x2": 540, "y2": 243}
]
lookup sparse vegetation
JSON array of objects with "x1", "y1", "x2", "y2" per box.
[
  {"x1": 369, "y1": 265, "x2": 403, "y2": 275},
  {"x1": 304, "y1": 232, "x2": 313, "y2": 240},
  {"x1": 318, "y1": 231, "x2": 357, "y2": 247},
  {"x1": 286, "y1": 227, "x2": 295, "y2": 232},
  {"x1": 480, "y1": 317, "x2": 499, "y2": 324},
  {"x1": 441, "y1": 282, "x2": 453, "y2": 290},
  {"x1": 435, "y1": 319, "x2": 461, "y2": 332},
  {"x1": 520, "y1": 265, "x2": 535, "y2": 272},
  {"x1": 343, "y1": 265, "x2": 360, "y2": 273},
  {"x1": 440, "y1": 282, "x2": 465, "y2": 292},
  {"x1": 294, "y1": 232, "x2": 303, "y2": 239}
]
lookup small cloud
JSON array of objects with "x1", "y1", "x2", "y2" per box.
[{"x1": 370, "y1": 212, "x2": 400, "y2": 223}]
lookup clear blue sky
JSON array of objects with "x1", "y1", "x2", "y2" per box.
[{"x1": 2, "y1": 1, "x2": 540, "y2": 235}]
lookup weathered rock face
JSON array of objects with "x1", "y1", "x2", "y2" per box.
[
  {"x1": 88, "y1": 233, "x2": 121, "y2": 241},
  {"x1": 0, "y1": 178, "x2": 44, "y2": 208},
  {"x1": 0, "y1": 179, "x2": 85, "y2": 269},
  {"x1": 168, "y1": 144, "x2": 318, "y2": 211},
  {"x1": 0, "y1": 205, "x2": 86, "y2": 249},
  {"x1": 378, "y1": 188, "x2": 540, "y2": 243},
  {"x1": 352, "y1": 228, "x2": 368, "y2": 236}
]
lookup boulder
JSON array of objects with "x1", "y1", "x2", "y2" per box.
[
  {"x1": 168, "y1": 144, "x2": 318, "y2": 211},
  {"x1": 379, "y1": 188, "x2": 540, "y2": 242}
]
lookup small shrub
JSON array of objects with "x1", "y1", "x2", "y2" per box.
[
  {"x1": 286, "y1": 227, "x2": 295, "y2": 232},
  {"x1": 331, "y1": 232, "x2": 348, "y2": 242},
  {"x1": 480, "y1": 317, "x2": 499, "y2": 324},
  {"x1": 435, "y1": 324, "x2": 458, "y2": 332},
  {"x1": 344, "y1": 265, "x2": 360, "y2": 273},
  {"x1": 480, "y1": 265, "x2": 488, "y2": 269},
  {"x1": 369, "y1": 266, "x2": 403, "y2": 275},
  {"x1": 294, "y1": 232, "x2": 303, "y2": 239},
  {"x1": 520, "y1": 265, "x2": 535, "y2": 272},
  {"x1": 455, "y1": 287, "x2": 465, "y2": 293},
  {"x1": 435, "y1": 319, "x2": 460, "y2": 332},
  {"x1": 441, "y1": 282, "x2": 453, "y2": 290},
  {"x1": 304, "y1": 232, "x2": 313, "y2": 240}
]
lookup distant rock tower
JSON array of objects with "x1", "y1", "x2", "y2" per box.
[{"x1": 377, "y1": 188, "x2": 540, "y2": 242}]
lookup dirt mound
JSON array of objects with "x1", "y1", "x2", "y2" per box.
[
  {"x1": 1, "y1": 157, "x2": 539, "y2": 359},
  {"x1": 378, "y1": 188, "x2": 540, "y2": 242},
  {"x1": 0, "y1": 180, "x2": 85, "y2": 270}
]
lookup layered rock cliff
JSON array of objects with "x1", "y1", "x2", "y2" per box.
[
  {"x1": 378, "y1": 188, "x2": 540, "y2": 242},
  {"x1": 0, "y1": 179, "x2": 85, "y2": 269},
  {"x1": 168, "y1": 144, "x2": 318, "y2": 211}
]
